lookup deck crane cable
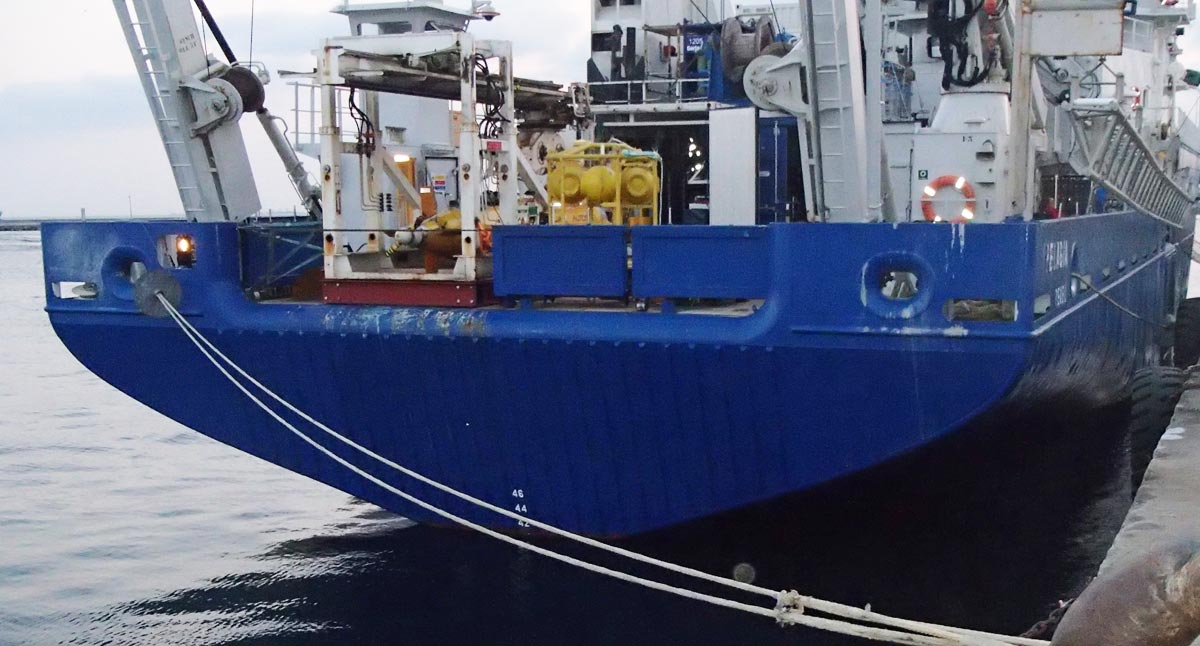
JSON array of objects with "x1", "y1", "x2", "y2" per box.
[
  {"x1": 199, "y1": 7, "x2": 208, "y2": 67},
  {"x1": 153, "y1": 293, "x2": 1046, "y2": 646},
  {"x1": 193, "y1": 0, "x2": 238, "y2": 64},
  {"x1": 249, "y1": 0, "x2": 256, "y2": 65},
  {"x1": 767, "y1": 0, "x2": 781, "y2": 33}
]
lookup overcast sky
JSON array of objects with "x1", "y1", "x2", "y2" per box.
[{"x1": 0, "y1": 0, "x2": 589, "y2": 219}]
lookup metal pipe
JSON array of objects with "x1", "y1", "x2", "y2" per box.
[
  {"x1": 1009, "y1": 4, "x2": 1035, "y2": 219},
  {"x1": 865, "y1": 0, "x2": 885, "y2": 221},
  {"x1": 387, "y1": 229, "x2": 427, "y2": 254},
  {"x1": 996, "y1": 11, "x2": 1015, "y2": 75},
  {"x1": 193, "y1": 0, "x2": 238, "y2": 63},
  {"x1": 256, "y1": 110, "x2": 322, "y2": 218}
]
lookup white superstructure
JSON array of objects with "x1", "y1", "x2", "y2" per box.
[
  {"x1": 589, "y1": 0, "x2": 1200, "y2": 227},
  {"x1": 118, "y1": 0, "x2": 1200, "y2": 231}
]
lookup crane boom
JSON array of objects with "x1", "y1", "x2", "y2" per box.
[{"x1": 114, "y1": 0, "x2": 262, "y2": 221}]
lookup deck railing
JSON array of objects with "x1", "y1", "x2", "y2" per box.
[{"x1": 587, "y1": 78, "x2": 711, "y2": 106}]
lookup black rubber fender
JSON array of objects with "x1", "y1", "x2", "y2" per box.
[
  {"x1": 1175, "y1": 298, "x2": 1200, "y2": 369},
  {"x1": 1128, "y1": 366, "x2": 1187, "y2": 491}
]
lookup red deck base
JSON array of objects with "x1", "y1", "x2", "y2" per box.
[{"x1": 322, "y1": 279, "x2": 497, "y2": 307}]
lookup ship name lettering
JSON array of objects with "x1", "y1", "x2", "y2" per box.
[{"x1": 1045, "y1": 241, "x2": 1070, "y2": 273}]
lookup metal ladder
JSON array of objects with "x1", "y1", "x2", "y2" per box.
[
  {"x1": 113, "y1": 0, "x2": 210, "y2": 220},
  {"x1": 1075, "y1": 106, "x2": 1195, "y2": 227},
  {"x1": 805, "y1": 0, "x2": 869, "y2": 221}
]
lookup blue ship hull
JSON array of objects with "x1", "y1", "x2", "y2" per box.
[{"x1": 41, "y1": 212, "x2": 1190, "y2": 536}]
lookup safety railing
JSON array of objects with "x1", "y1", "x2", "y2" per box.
[
  {"x1": 587, "y1": 78, "x2": 711, "y2": 106},
  {"x1": 290, "y1": 82, "x2": 363, "y2": 156},
  {"x1": 1127, "y1": 0, "x2": 1196, "y2": 20},
  {"x1": 1122, "y1": 15, "x2": 1155, "y2": 52}
]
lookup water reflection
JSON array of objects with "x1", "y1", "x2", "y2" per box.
[{"x1": 58, "y1": 401, "x2": 1132, "y2": 646}]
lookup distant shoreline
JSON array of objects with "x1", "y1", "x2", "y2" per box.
[{"x1": 0, "y1": 222, "x2": 41, "y2": 232}]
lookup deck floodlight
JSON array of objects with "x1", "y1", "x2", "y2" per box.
[{"x1": 175, "y1": 236, "x2": 196, "y2": 268}]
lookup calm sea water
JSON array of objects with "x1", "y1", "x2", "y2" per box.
[{"x1": 0, "y1": 230, "x2": 1169, "y2": 645}]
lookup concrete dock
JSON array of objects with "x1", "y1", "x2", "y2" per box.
[
  {"x1": 1073, "y1": 369, "x2": 1200, "y2": 645},
  {"x1": 1101, "y1": 371, "x2": 1200, "y2": 574}
]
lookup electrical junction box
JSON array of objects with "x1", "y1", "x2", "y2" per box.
[{"x1": 1027, "y1": 0, "x2": 1127, "y2": 56}]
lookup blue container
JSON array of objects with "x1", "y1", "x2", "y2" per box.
[
  {"x1": 632, "y1": 226, "x2": 769, "y2": 299},
  {"x1": 493, "y1": 226, "x2": 627, "y2": 298}
]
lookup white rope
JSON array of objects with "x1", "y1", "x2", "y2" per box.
[
  {"x1": 155, "y1": 293, "x2": 1046, "y2": 646},
  {"x1": 157, "y1": 300, "x2": 773, "y2": 597}
]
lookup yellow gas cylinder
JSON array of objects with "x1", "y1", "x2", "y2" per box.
[
  {"x1": 582, "y1": 166, "x2": 618, "y2": 204},
  {"x1": 420, "y1": 209, "x2": 462, "y2": 231},
  {"x1": 547, "y1": 164, "x2": 585, "y2": 204},
  {"x1": 621, "y1": 166, "x2": 658, "y2": 204}
]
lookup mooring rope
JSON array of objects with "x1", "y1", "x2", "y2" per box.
[
  {"x1": 1071, "y1": 272, "x2": 1170, "y2": 330},
  {"x1": 155, "y1": 293, "x2": 1046, "y2": 646}
]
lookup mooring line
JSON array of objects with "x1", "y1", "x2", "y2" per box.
[
  {"x1": 156, "y1": 293, "x2": 1045, "y2": 646},
  {"x1": 1072, "y1": 272, "x2": 1170, "y2": 329}
]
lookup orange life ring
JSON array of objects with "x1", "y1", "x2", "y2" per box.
[{"x1": 921, "y1": 175, "x2": 977, "y2": 223}]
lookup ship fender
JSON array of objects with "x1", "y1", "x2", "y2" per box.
[
  {"x1": 1174, "y1": 298, "x2": 1200, "y2": 368},
  {"x1": 1051, "y1": 540, "x2": 1200, "y2": 646},
  {"x1": 1128, "y1": 366, "x2": 1186, "y2": 491}
]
